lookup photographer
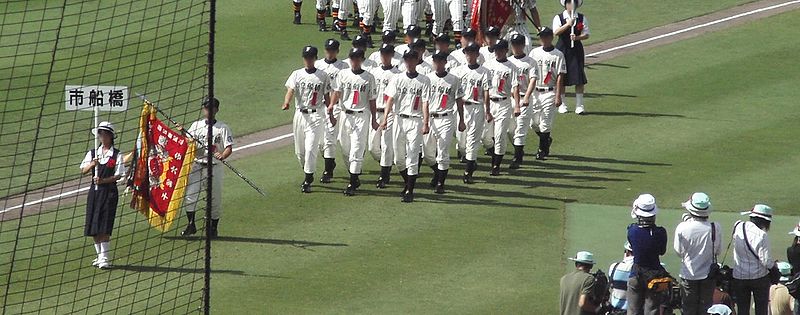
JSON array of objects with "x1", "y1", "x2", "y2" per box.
[
  {"x1": 627, "y1": 194, "x2": 668, "y2": 315},
  {"x1": 560, "y1": 251, "x2": 601, "y2": 315},
  {"x1": 786, "y1": 223, "x2": 800, "y2": 315},
  {"x1": 674, "y1": 193, "x2": 722, "y2": 315},
  {"x1": 608, "y1": 242, "x2": 634, "y2": 312},
  {"x1": 732, "y1": 204, "x2": 777, "y2": 315}
]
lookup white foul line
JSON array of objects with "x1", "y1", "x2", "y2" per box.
[
  {"x1": 587, "y1": 0, "x2": 800, "y2": 57},
  {"x1": 3, "y1": 0, "x2": 799, "y2": 214}
]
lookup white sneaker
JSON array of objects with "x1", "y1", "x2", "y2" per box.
[
  {"x1": 91, "y1": 257, "x2": 99, "y2": 267},
  {"x1": 96, "y1": 257, "x2": 111, "y2": 269},
  {"x1": 558, "y1": 104, "x2": 569, "y2": 114},
  {"x1": 575, "y1": 105, "x2": 585, "y2": 115}
]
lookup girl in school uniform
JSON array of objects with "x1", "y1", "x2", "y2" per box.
[
  {"x1": 553, "y1": 0, "x2": 590, "y2": 114},
  {"x1": 79, "y1": 121, "x2": 125, "y2": 269}
]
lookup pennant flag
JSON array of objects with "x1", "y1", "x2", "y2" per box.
[
  {"x1": 470, "y1": 0, "x2": 513, "y2": 43},
  {"x1": 128, "y1": 102, "x2": 195, "y2": 232}
]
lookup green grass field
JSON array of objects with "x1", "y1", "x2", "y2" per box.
[{"x1": 2, "y1": 1, "x2": 799, "y2": 314}]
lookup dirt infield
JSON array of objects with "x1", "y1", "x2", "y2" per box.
[{"x1": 2, "y1": 0, "x2": 797, "y2": 220}]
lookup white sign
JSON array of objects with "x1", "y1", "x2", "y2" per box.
[{"x1": 64, "y1": 85, "x2": 129, "y2": 111}]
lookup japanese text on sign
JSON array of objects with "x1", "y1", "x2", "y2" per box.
[{"x1": 64, "y1": 85, "x2": 129, "y2": 111}]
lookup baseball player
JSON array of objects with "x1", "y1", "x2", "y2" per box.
[
  {"x1": 368, "y1": 31, "x2": 403, "y2": 66},
  {"x1": 330, "y1": 48, "x2": 378, "y2": 196},
  {"x1": 315, "y1": 39, "x2": 348, "y2": 183},
  {"x1": 450, "y1": 28, "x2": 485, "y2": 68},
  {"x1": 401, "y1": 0, "x2": 421, "y2": 32},
  {"x1": 282, "y1": 46, "x2": 330, "y2": 193},
  {"x1": 480, "y1": 26, "x2": 503, "y2": 62},
  {"x1": 450, "y1": 42, "x2": 490, "y2": 184},
  {"x1": 344, "y1": 35, "x2": 378, "y2": 69},
  {"x1": 424, "y1": 33, "x2": 460, "y2": 71},
  {"x1": 522, "y1": 27, "x2": 565, "y2": 160},
  {"x1": 380, "y1": 50, "x2": 430, "y2": 203},
  {"x1": 398, "y1": 39, "x2": 433, "y2": 74},
  {"x1": 423, "y1": 51, "x2": 466, "y2": 194},
  {"x1": 368, "y1": 44, "x2": 402, "y2": 188},
  {"x1": 182, "y1": 98, "x2": 234, "y2": 238},
  {"x1": 356, "y1": 0, "x2": 378, "y2": 47},
  {"x1": 331, "y1": 0, "x2": 353, "y2": 40},
  {"x1": 380, "y1": 0, "x2": 401, "y2": 32},
  {"x1": 291, "y1": 0, "x2": 331, "y2": 31},
  {"x1": 427, "y1": 0, "x2": 465, "y2": 43},
  {"x1": 507, "y1": 33, "x2": 536, "y2": 169},
  {"x1": 395, "y1": 25, "x2": 422, "y2": 56},
  {"x1": 481, "y1": 39, "x2": 520, "y2": 175},
  {"x1": 503, "y1": 0, "x2": 541, "y2": 52}
]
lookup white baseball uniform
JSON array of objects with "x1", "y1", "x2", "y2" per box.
[
  {"x1": 185, "y1": 119, "x2": 233, "y2": 220},
  {"x1": 384, "y1": 72, "x2": 430, "y2": 176},
  {"x1": 427, "y1": 0, "x2": 465, "y2": 35},
  {"x1": 401, "y1": 0, "x2": 421, "y2": 30},
  {"x1": 504, "y1": 1, "x2": 537, "y2": 53},
  {"x1": 451, "y1": 63, "x2": 490, "y2": 161},
  {"x1": 368, "y1": 50, "x2": 402, "y2": 66},
  {"x1": 481, "y1": 58, "x2": 519, "y2": 155},
  {"x1": 528, "y1": 46, "x2": 566, "y2": 133},
  {"x1": 332, "y1": 68, "x2": 378, "y2": 175},
  {"x1": 423, "y1": 53, "x2": 460, "y2": 72},
  {"x1": 356, "y1": 0, "x2": 379, "y2": 26},
  {"x1": 342, "y1": 57, "x2": 378, "y2": 70},
  {"x1": 423, "y1": 71, "x2": 463, "y2": 170},
  {"x1": 381, "y1": 0, "x2": 401, "y2": 31},
  {"x1": 450, "y1": 47, "x2": 485, "y2": 67},
  {"x1": 397, "y1": 59, "x2": 433, "y2": 74},
  {"x1": 368, "y1": 64, "x2": 401, "y2": 167},
  {"x1": 395, "y1": 43, "x2": 432, "y2": 59},
  {"x1": 314, "y1": 58, "x2": 348, "y2": 159},
  {"x1": 508, "y1": 53, "x2": 536, "y2": 146},
  {"x1": 332, "y1": 0, "x2": 353, "y2": 21},
  {"x1": 286, "y1": 68, "x2": 330, "y2": 174}
]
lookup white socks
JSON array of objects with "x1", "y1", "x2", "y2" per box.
[
  {"x1": 93, "y1": 243, "x2": 101, "y2": 255},
  {"x1": 576, "y1": 93, "x2": 584, "y2": 106},
  {"x1": 99, "y1": 241, "x2": 110, "y2": 260}
]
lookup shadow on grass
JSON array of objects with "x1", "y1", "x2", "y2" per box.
[
  {"x1": 585, "y1": 62, "x2": 630, "y2": 69},
  {"x1": 112, "y1": 264, "x2": 291, "y2": 279},
  {"x1": 164, "y1": 236, "x2": 348, "y2": 248},
  {"x1": 549, "y1": 155, "x2": 671, "y2": 166},
  {"x1": 565, "y1": 92, "x2": 637, "y2": 98},
  {"x1": 585, "y1": 111, "x2": 685, "y2": 118}
]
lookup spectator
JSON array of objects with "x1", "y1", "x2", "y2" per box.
[
  {"x1": 560, "y1": 251, "x2": 600, "y2": 315},
  {"x1": 769, "y1": 261, "x2": 794, "y2": 315},
  {"x1": 708, "y1": 304, "x2": 734, "y2": 315},
  {"x1": 608, "y1": 242, "x2": 634, "y2": 312},
  {"x1": 732, "y1": 204, "x2": 776, "y2": 315},
  {"x1": 712, "y1": 276, "x2": 737, "y2": 315},
  {"x1": 674, "y1": 192, "x2": 722, "y2": 315},
  {"x1": 627, "y1": 193, "x2": 668, "y2": 315},
  {"x1": 786, "y1": 222, "x2": 800, "y2": 315}
]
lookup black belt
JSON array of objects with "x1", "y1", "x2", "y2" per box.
[
  {"x1": 464, "y1": 101, "x2": 481, "y2": 106},
  {"x1": 431, "y1": 113, "x2": 449, "y2": 118},
  {"x1": 376, "y1": 108, "x2": 385, "y2": 113},
  {"x1": 536, "y1": 87, "x2": 555, "y2": 92},
  {"x1": 299, "y1": 108, "x2": 317, "y2": 114},
  {"x1": 344, "y1": 109, "x2": 364, "y2": 115},
  {"x1": 398, "y1": 114, "x2": 420, "y2": 119},
  {"x1": 490, "y1": 97, "x2": 507, "y2": 102}
]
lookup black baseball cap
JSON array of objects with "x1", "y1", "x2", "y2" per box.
[
  {"x1": 463, "y1": 42, "x2": 480, "y2": 53},
  {"x1": 510, "y1": 33, "x2": 525, "y2": 46},
  {"x1": 537, "y1": 27, "x2": 554, "y2": 37},
  {"x1": 410, "y1": 38, "x2": 427, "y2": 50},
  {"x1": 463, "y1": 28, "x2": 477, "y2": 39},
  {"x1": 382, "y1": 30, "x2": 397, "y2": 41},
  {"x1": 379, "y1": 43, "x2": 395, "y2": 54},
  {"x1": 324, "y1": 38, "x2": 340, "y2": 50},
  {"x1": 402, "y1": 50, "x2": 420, "y2": 60},
  {"x1": 203, "y1": 97, "x2": 220, "y2": 108},
  {"x1": 349, "y1": 48, "x2": 365, "y2": 59},
  {"x1": 485, "y1": 26, "x2": 501, "y2": 37},
  {"x1": 406, "y1": 25, "x2": 421, "y2": 38},
  {"x1": 352, "y1": 35, "x2": 368, "y2": 48},
  {"x1": 302, "y1": 46, "x2": 318, "y2": 58},
  {"x1": 434, "y1": 33, "x2": 450, "y2": 44},
  {"x1": 431, "y1": 50, "x2": 449, "y2": 61},
  {"x1": 493, "y1": 39, "x2": 509, "y2": 50}
]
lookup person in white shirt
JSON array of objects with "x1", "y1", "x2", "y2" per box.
[
  {"x1": 380, "y1": 50, "x2": 431, "y2": 203},
  {"x1": 450, "y1": 42, "x2": 490, "y2": 184},
  {"x1": 398, "y1": 38, "x2": 433, "y2": 74},
  {"x1": 422, "y1": 50, "x2": 466, "y2": 194},
  {"x1": 608, "y1": 241, "x2": 635, "y2": 312},
  {"x1": 315, "y1": 39, "x2": 348, "y2": 184},
  {"x1": 479, "y1": 26, "x2": 503, "y2": 62},
  {"x1": 506, "y1": 33, "x2": 536, "y2": 169},
  {"x1": 674, "y1": 192, "x2": 722, "y2": 315},
  {"x1": 368, "y1": 30, "x2": 403, "y2": 66},
  {"x1": 182, "y1": 98, "x2": 234, "y2": 239},
  {"x1": 283, "y1": 46, "x2": 331, "y2": 193},
  {"x1": 423, "y1": 34, "x2": 460, "y2": 72},
  {"x1": 481, "y1": 39, "x2": 520, "y2": 175},
  {"x1": 733, "y1": 204, "x2": 777, "y2": 315},
  {"x1": 450, "y1": 28, "x2": 485, "y2": 65},
  {"x1": 395, "y1": 25, "x2": 422, "y2": 56},
  {"x1": 80, "y1": 121, "x2": 126, "y2": 269},
  {"x1": 553, "y1": 0, "x2": 590, "y2": 114},
  {"x1": 330, "y1": 48, "x2": 379, "y2": 196},
  {"x1": 368, "y1": 44, "x2": 402, "y2": 189},
  {"x1": 343, "y1": 35, "x2": 378, "y2": 70}
]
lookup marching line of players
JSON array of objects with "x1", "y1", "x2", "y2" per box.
[{"x1": 282, "y1": 25, "x2": 567, "y2": 203}]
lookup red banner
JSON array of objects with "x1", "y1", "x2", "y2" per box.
[{"x1": 470, "y1": 0, "x2": 514, "y2": 43}]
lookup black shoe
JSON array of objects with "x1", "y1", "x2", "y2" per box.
[
  {"x1": 333, "y1": 20, "x2": 342, "y2": 32},
  {"x1": 434, "y1": 183, "x2": 445, "y2": 194},
  {"x1": 401, "y1": 191, "x2": 414, "y2": 203},
  {"x1": 536, "y1": 151, "x2": 547, "y2": 160},
  {"x1": 321, "y1": 158, "x2": 335, "y2": 183},
  {"x1": 463, "y1": 173, "x2": 474, "y2": 184},
  {"x1": 509, "y1": 159, "x2": 521, "y2": 169},
  {"x1": 376, "y1": 166, "x2": 391, "y2": 188},
  {"x1": 301, "y1": 182, "x2": 312, "y2": 193},
  {"x1": 181, "y1": 223, "x2": 196, "y2": 236},
  {"x1": 293, "y1": 12, "x2": 301, "y2": 25},
  {"x1": 376, "y1": 177, "x2": 387, "y2": 189},
  {"x1": 484, "y1": 147, "x2": 494, "y2": 156},
  {"x1": 425, "y1": 24, "x2": 433, "y2": 37},
  {"x1": 340, "y1": 30, "x2": 351, "y2": 41},
  {"x1": 429, "y1": 165, "x2": 439, "y2": 188},
  {"x1": 343, "y1": 185, "x2": 356, "y2": 196},
  {"x1": 318, "y1": 20, "x2": 328, "y2": 32},
  {"x1": 490, "y1": 155, "x2": 502, "y2": 176},
  {"x1": 509, "y1": 146, "x2": 523, "y2": 169},
  {"x1": 320, "y1": 172, "x2": 332, "y2": 183},
  {"x1": 209, "y1": 219, "x2": 219, "y2": 239}
]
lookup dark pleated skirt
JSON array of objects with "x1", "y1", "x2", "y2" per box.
[
  {"x1": 84, "y1": 185, "x2": 118, "y2": 236},
  {"x1": 556, "y1": 39, "x2": 588, "y2": 86}
]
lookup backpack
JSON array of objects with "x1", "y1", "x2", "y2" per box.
[
  {"x1": 590, "y1": 269, "x2": 610, "y2": 303},
  {"x1": 786, "y1": 273, "x2": 800, "y2": 299}
]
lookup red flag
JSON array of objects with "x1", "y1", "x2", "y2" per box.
[{"x1": 470, "y1": 0, "x2": 513, "y2": 43}]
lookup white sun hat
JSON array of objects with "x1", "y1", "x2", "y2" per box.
[
  {"x1": 560, "y1": 0, "x2": 583, "y2": 8},
  {"x1": 789, "y1": 221, "x2": 800, "y2": 237},
  {"x1": 92, "y1": 121, "x2": 116, "y2": 139},
  {"x1": 740, "y1": 204, "x2": 773, "y2": 222},
  {"x1": 682, "y1": 192, "x2": 711, "y2": 218},
  {"x1": 707, "y1": 304, "x2": 732, "y2": 315},
  {"x1": 631, "y1": 194, "x2": 658, "y2": 218},
  {"x1": 568, "y1": 251, "x2": 595, "y2": 264}
]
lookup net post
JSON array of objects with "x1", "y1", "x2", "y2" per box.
[{"x1": 204, "y1": 0, "x2": 217, "y2": 313}]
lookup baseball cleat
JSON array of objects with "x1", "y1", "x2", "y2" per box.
[
  {"x1": 96, "y1": 257, "x2": 111, "y2": 269},
  {"x1": 318, "y1": 21, "x2": 328, "y2": 32},
  {"x1": 401, "y1": 191, "x2": 414, "y2": 203},
  {"x1": 490, "y1": 168, "x2": 500, "y2": 176},
  {"x1": 92, "y1": 257, "x2": 100, "y2": 267},
  {"x1": 463, "y1": 173, "x2": 474, "y2": 184},
  {"x1": 343, "y1": 185, "x2": 356, "y2": 196},
  {"x1": 320, "y1": 172, "x2": 332, "y2": 183},
  {"x1": 293, "y1": 12, "x2": 301, "y2": 25},
  {"x1": 376, "y1": 178, "x2": 387, "y2": 189},
  {"x1": 340, "y1": 31, "x2": 351, "y2": 41},
  {"x1": 575, "y1": 105, "x2": 585, "y2": 115},
  {"x1": 536, "y1": 151, "x2": 547, "y2": 160},
  {"x1": 558, "y1": 104, "x2": 568, "y2": 114},
  {"x1": 434, "y1": 184, "x2": 445, "y2": 194},
  {"x1": 509, "y1": 160, "x2": 521, "y2": 169},
  {"x1": 301, "y1": 183, "x2": 312, "y2": 193},
  {"x1": 181, "y1": 224, "x2": 197, "y2": 236}
]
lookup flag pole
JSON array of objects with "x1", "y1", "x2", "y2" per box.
[
  {"x1": 570, "y1": 0, "x2": 576, "y2": 48},
  {"x1": 94, "y1": 103, "x2": 100, "y2": 178}
]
